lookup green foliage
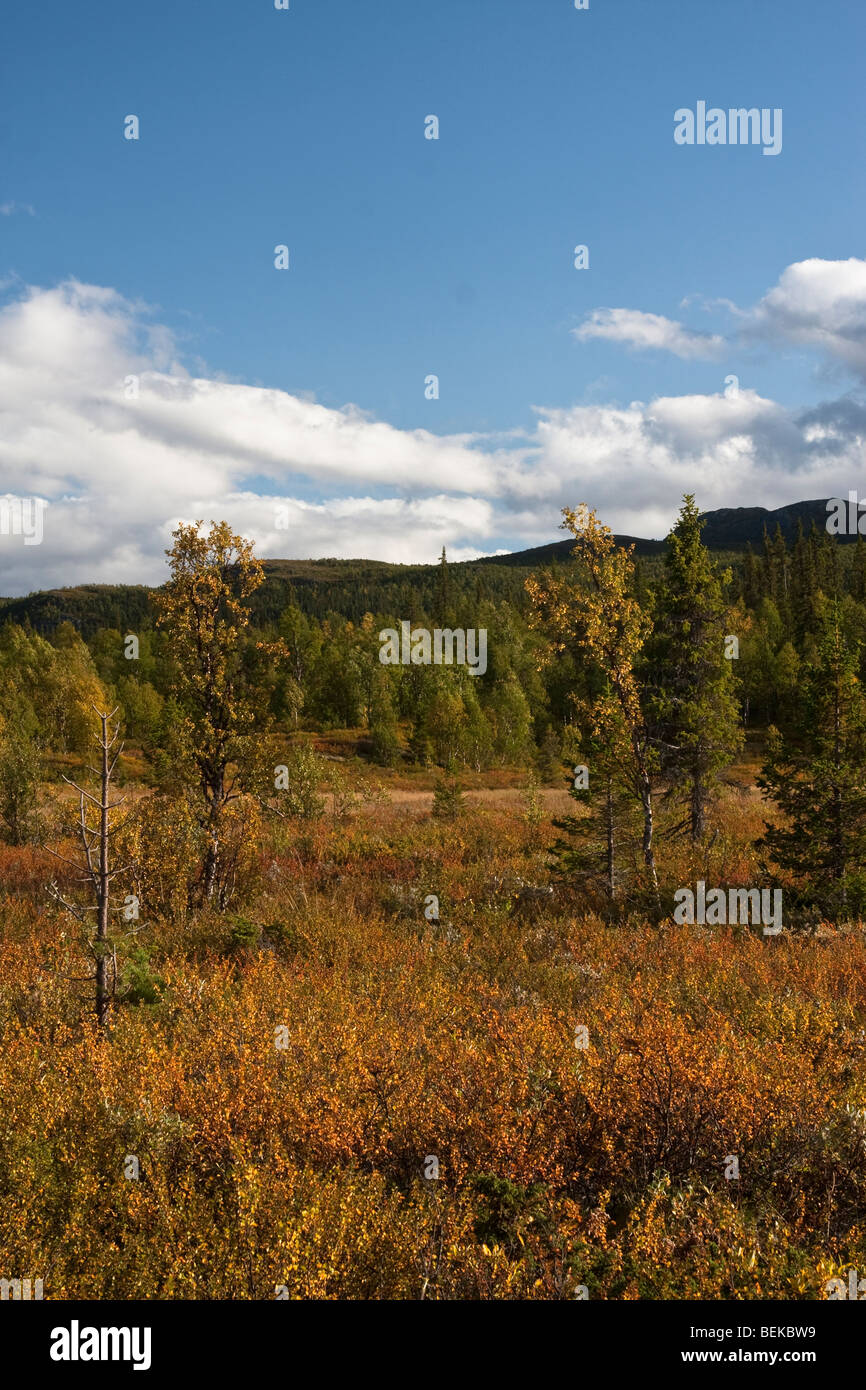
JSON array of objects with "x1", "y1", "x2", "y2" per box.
[
  {"x1": 485, "y1": 673, "x2": 532, "y2": 767},
  {"x1": 535, "y1": 726, "x2": 562, "y2": 782},
  {"x1": 0, "y1": 724, "x2": 42, "y2": 846},
  {"x1": 521, "y1": 769, "x2": 544, "y2": 831},
  {"x1": 254, "y1": 741, "x2": 327, "y2": 821},
  {"x1": 227, "y1": 916, "x2": 260, "y2": 955},
  {"x1": 432, "y1": 775, "x2": 466, "y2": 821},
  {"x1": 758, "y1": 604, "x2": 866, "y2": 922},
  {"x1": 0, "y1": 621, "x2": 108, "y2": 754},
  {"x1": 408, "y1": 722, "x2": 433, "y2": 767},
  {"x1": 550, "y1": 747, "x2": 641, "y2": 910},
  {"x1": 470, "y1": 1174, "x2": 550, "y2": 1257},
  {"x1": 263, "y1": 919, "x2": 307, "y2": 956},
  {"x1": 369, "y1": 669, "x2": 402, "y2": 767},
  {"x1": 528, "y1": 504, "x2": 661, "y2": 902},
  {"x1": 118, "y1": 946, "x2": 166, "y2": 1007},
  {"x1": 647, "y1": 495, "x2": 744, "y2": 841},
  {"x1": 115, "y1": 676, "x2": 164, "y2": 744}
]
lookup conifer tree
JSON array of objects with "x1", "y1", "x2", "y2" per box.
[
  {"x1": 790, "y1": 518, "x2": 816, "y2": 638},
  {"x1": 0, "y1": 718, "x2": 42, "y2": 845},
  {"x1": 408, "y1": 719, "x2": 433, "y2": 768},
  {"x1": 647, "y1": 495, "x2": 743, "y2": 842},
  {"x1": 852, "y1": 534, "x2": 866, "y2": 602},
  {"x1": 550, "y1": 714, "x2": 641, "y2": 910},
  {"x1": 808, "y1": 520, "x2": 822, "y2": 596},
  {"x1": 817, "y1": 528, "x2": 840, "y2": 598},
  {"x1": 761, "y1": 525, "x2": 774, "y2": 602},
  {"x1": 437, "y1": 546, "x2": 451, "y2": 625},
  {"x1": 369, "y1": 668, "x2": 401, "y2": 766},
  {"x1": 770, "y1": 524, "x2": 790, "y2": 619},
  {"x1": 741, "y1": 544, "x2": 761, "y2": 608},
  {"x1": 757, "y1": 604, "x2": 866, "y2": 922}
]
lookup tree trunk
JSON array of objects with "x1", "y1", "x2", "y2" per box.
[
  {"x1": 49, "y1": 708, "x2": 125, "y2": 1030},
  {"x1": 605, "y1": 777, "x2": 615, "y2": 902},
  {"x1": 201, "y1": 771, "x2": 225, "y2": 904},
  {"x1": 832, "y1": 668, "x2": 846, "y2": 913},
  {"x1": 690, "y1": 762, "x2": 706, "y2": 843},
  {"x1": 202, "y1": 824, "x2": 220, "y2": 903},
  {"x1": 96, "y1": 712, "x2": 111, "y2": 1028},
  {"x1": 636, "y1": 759, "x2": 659, "y2": 907}
]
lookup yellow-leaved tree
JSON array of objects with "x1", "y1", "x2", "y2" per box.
[
  {"x1": 153, "y1": 520, "x2": 267, "y2": 905},
  {"x1": 526, "y1": 504, "x2": 660, "y2": 904}
]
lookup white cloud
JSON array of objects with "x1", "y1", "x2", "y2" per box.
[
  {"x1": 573, "y1": 307, "x2": 725, "y2": 359},
  {"x1": 577, "y1": 259, "x2": 866, "y2": 382},
  {"x1": 0, "y1": 201, "x2": 35, "y2": 217},
  {"x1": 0, "y1": 274, "x2": 864, "y2": 595},
  {"x1": 524, "y1": 388, "x2": 859, "y2": 541},
  {"x1": 747, "y1": 257, "x2": 866, "y2": 377}
]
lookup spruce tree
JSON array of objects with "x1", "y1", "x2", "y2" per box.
[
  {"x1": 790, "y1": 518, "x2": 816, "y2": 639},
  {"x1": 761, "y1": 525, "x2": 774, "y2": 602},
  {"x1": 808, "y1": 521, "x2": 822, "y2": 595},
  {"x1": 369, "y1": 668, "x2": 401, "y2": 766},
  {"x1": 550, "y1": 714, "x2": 642, "y2": 910},
  {"x1": 741, "y1": 544, "x2": 761, "y2": 608},
  {"x1": 757, "y1": 604, "x2": 866, "y2": 922},
  {"x1": 647, "y1": 495, "x2": 743, "y2": 842},
  {"x1": 437, "y1": 546, "x2": 451, "y2": 625},
  {"x1": 0, "y1": 718, "x2": 42, "y2": 845},
  {"x1": 817, "y1": 528, "x2": 841, "y2": 599},
  {"x1": 772, "y1": 524, "x2": 791, "y2": 624},
  {"x1": 852, "y1": 534, "x2": 866, "y2": 602}
]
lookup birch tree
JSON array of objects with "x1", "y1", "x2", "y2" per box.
[{"x1": 527, "y1": 505, "x2": 660, "y2": 904}]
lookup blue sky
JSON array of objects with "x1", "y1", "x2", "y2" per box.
[{"x1": 1, "y1": 0, "x2": 865, "y2": 592}]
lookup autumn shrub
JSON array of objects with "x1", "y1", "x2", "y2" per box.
[
  {"x1": 2, "y1": 787, "x2": 866, "y2": 1298},
  {"x1": 115, "y1": 791, "x2": 204, "y2": 922}
]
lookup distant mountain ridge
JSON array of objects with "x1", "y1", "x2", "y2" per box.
[
  {"x1": 478, "y1": 498, "x2": 840, "y2": 567},
  {"x1": 0, "y1": 497, "x2": 846, "y2": 636}
]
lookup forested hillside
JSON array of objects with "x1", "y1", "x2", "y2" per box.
[{"x1": 1, "y1": 496, "x2": 857, "y2": 636}]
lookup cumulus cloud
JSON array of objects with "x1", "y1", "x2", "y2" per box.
[
  {"x1": 576, "y1": 259, "x2": 866, "y2": 382},
  {"x1": 0, "y1": 281, "x2": 518, "y2": 591},
  {"x1": 527, "y1": 387, "x2": 862, "y2": 541},
  {"x1": 573, "y1": 307, "x2": 725, "y2": 360},
  {"x1": 0, "y1": 274, "x2": 864, "y2": 595},
  {"x1": 747, "y1": 257, "x2": 866, "y2": 377}
]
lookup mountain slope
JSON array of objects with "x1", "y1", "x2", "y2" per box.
[
  {"x1": 0, "y1": 497, "x2": 845, "y2": 636},
  {"x1": 480, "y1": 498, "x2": 839, "y2": 567}
]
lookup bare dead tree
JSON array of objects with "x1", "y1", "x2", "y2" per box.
[{"x1": 47, "y1": 707, "x2": 131, "y2": 1028}]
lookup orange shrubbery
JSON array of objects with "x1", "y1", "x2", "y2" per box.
[{"x1": 1, "y1": 787, "x2": 865, "y2": 1298}]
